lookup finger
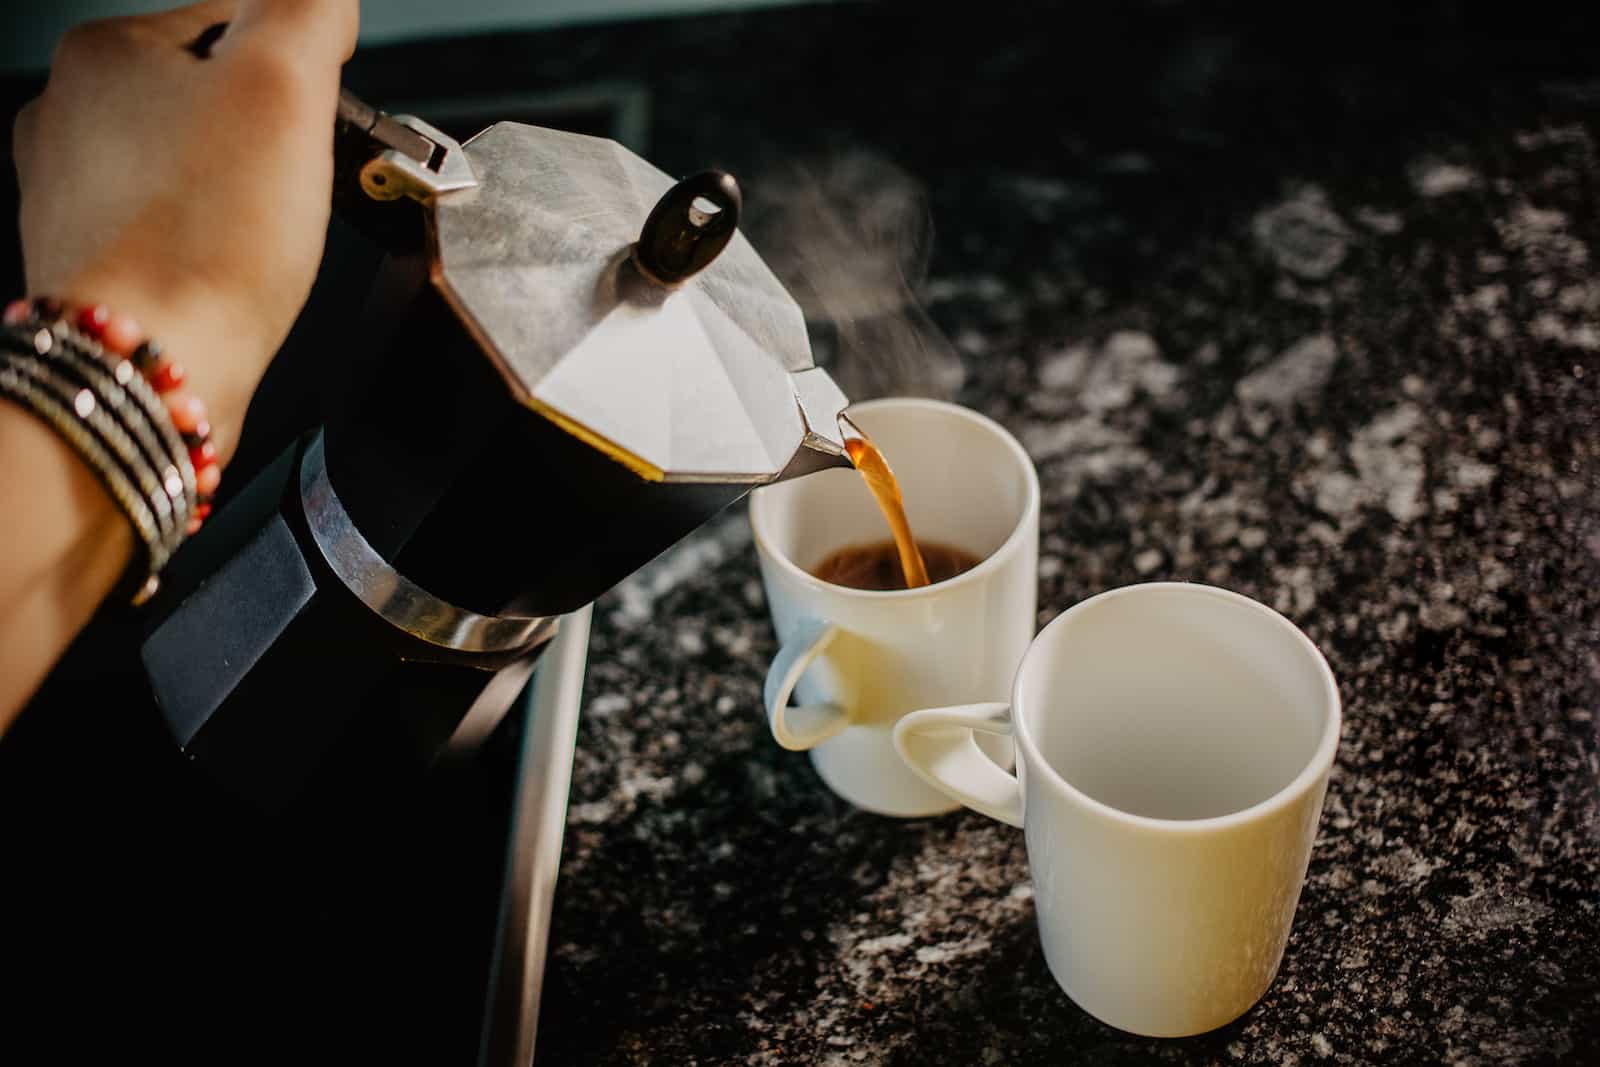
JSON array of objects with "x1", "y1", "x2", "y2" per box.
[{"x1": 226, "y1": 0, "x2": 359, "y2": 63}]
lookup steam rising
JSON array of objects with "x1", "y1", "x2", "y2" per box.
[{"x1": 744, "y1": 152, "x2": 964, "y2": 400}]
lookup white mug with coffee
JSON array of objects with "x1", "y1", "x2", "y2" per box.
[
  {"x1": 894, "y1": 582, "x2": 1341, "y2": 1036},
  {"x1": 749, "y1": 398, "x2": 1040, "y2": 817}
]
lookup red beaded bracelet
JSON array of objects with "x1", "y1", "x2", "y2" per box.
[{"x1": 3, "y1": 296, "x2": 219, "y2": 534}]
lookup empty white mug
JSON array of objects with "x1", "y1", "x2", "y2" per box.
[
  {"x1": 894, "y1": 582, "x2": 1341, "y2": 1036},
  {"x1": 749, "y1": 398, "x2": 1040, "y2": 817}
]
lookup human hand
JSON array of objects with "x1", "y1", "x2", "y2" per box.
[{"x1": 12, "y1": 0, "x2": 359, "y2": 452}]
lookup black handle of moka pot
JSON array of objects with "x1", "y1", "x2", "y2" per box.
[
  {"x1": 331, "y1": 89, "x2": 436, "y2": 253},
  {"x1": 187, "y1": 22, "x2": 425, "y2": 254}
]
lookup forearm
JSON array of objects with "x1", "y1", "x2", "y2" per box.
[
  {"x1": 1, "y1": 0, "x2": 357, "y2": 732},
  {"x1": 0, "y1": 402, "x2": 134, "y2": 730},
  {"x1": 0, "y1": 291, "x2": 253, "y2": 731}
]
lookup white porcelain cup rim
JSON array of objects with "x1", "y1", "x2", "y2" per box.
[
  {"x1": 748, "y1": 397, "x2": 1041, "y2": 600},
  {"x1": 1008, "y1": 582, "x2": 1342, "y2": 832}
]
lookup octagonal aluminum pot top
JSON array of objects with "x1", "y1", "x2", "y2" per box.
[{"x1": 431, "y1": 122, "x2": 814, "y2": 483}]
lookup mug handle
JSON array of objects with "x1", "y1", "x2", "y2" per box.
[
  {"x1": 764, "y1": 617, "x2": 852, "y2": 751},
  {"x1": 893, "y1": 703, "x2": 1023, "y2": 827}
]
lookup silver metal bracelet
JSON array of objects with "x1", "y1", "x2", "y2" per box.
[
  {"x1": 1, "y1": 349, "x2": 179, "y2": 554},
  {"x1": 35, "y1": 324, "x2": 195, "y2": 539},
  {"x1": 48, "y1": 319, "x2": 198, "y2": 520},
  {"x1": 0, "y1": 358, "x2": 168, "y2": 603},
  {"x1": 1, "y1": 309, "x2": 214, "y2": 603}
]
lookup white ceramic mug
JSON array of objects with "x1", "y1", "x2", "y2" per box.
[
  {"x1": 894, "y1": 582, "x2": 1341, "y2": 1036},
  {"x1": 749, "y1": 398, "x2": 1040, "y2": 817}
]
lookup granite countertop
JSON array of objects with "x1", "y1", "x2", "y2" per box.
[{"x1": 369, "y1": 4, "x2": 1599, "y2": 1063}]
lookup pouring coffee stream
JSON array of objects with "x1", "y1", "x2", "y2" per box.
[{"x1": 837, "y1": 413, "x2": 931, "y2": 588}]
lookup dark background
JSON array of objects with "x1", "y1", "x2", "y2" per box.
[{"x1": 0, "y1": 1, "x2": 1593, "y2": 472}]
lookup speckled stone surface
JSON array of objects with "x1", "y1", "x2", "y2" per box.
[{"x1": 371, "y1": 4, "x2": 1600, "y2": 1063}]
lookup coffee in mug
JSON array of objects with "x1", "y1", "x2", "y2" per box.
[{"x1": 811, "y1": 539, "x2": 982, "y2": 591}]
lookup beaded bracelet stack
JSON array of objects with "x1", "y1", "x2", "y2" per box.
[{"x1": 0, "y1": 297, "x2": 220, "y2": 604}]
